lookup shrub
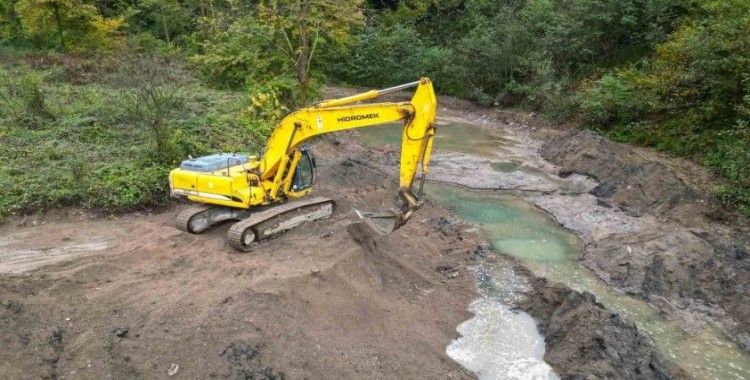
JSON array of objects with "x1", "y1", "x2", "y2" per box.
[
  {"x1": 325, "y1": 23, "x2": 459, "y2": 93},
  {"x1": 86, "y1": 163, "x2": 171, "y2": 211},
  {"x1": 0, "y1": 51, "x2": 271, "y2": 221}
]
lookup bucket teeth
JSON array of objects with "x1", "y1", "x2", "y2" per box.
[
  {"x1": 354, "y1": 188, "x2": 423, "y2": 235},
  {"x1": 354, "y1": 209, "x2": 402, "y2": 235}
]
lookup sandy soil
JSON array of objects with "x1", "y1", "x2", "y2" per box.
[{"x1": 0, "y1": 137, "x2": 482, "y2": 379}]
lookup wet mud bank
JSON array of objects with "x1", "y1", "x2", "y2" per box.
[
  {"x1": 518, "y1": 269, "x2": 682, "y2": 379},
  {"x1": 539, "y1": 130, "x2": 750, "y2": 351},
  {"x1": 347, "y1": 86, "x2": 748, "y2": 378}
]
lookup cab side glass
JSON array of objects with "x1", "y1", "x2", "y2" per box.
[{"x1": 293, "y1": 151, "x2": 314, "y2": 191}]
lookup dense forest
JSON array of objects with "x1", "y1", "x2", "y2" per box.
[{"x1": 0, "y1": 0, "x2": 748, "y2": 218}]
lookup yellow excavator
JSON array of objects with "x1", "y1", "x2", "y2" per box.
[{"x1": 168, "y1": 78, "x2": 437, "y2": 251}]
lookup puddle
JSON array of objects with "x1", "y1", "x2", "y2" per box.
[
  {"x1": 359, "y1": 122, "x2": 591, "y2": 194},
  {"x1": 447, "y1": 298, "x2": 558, "y2": 380},
  {"x1": 356, "y1": 118, "x2": 750, "y2": 379},
  {"x1": 357, "y1": 121, "x2": 517, "y2": 159},
  {"x1": 447, "y1": 260, "x2": 559, "y2": 380},
  {"x1": 425, "y1": 183, "x2": 750, "y2": 380}
]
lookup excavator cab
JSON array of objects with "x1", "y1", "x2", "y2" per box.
[{"x1": 291, "y1": 147, "x2": 315, "y2": 192}]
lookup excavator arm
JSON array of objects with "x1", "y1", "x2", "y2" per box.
[{"x1": 261, "y1": 78, "x2": 437, "y2": 234}]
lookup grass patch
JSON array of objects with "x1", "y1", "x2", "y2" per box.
[{"x1": 0, "y1": 49, "x2": 270, "y2": 221}]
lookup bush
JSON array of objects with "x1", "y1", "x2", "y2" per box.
[
  {"x1": 86, "y1": 163, "x2": 171, "y2": 211},
  {"x1": 578, "y1": 72, "x2": 653, "y2": 125},
  {"x1": 707, "y1": 126, "x2": 750, "y2": 215},
  {"x1": 325, "y1": 23, "x2": 460, "y2": 94},
  {"x1": 0, "y1": 51, "x2": 272, "y2": 221}
]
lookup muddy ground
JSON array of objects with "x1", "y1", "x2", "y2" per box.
[
  {"x1": 1, "y1": 88, "x2": 746, "y2": 379},
  {"x1": 0, "y1": 137, "x2": 484, "y2": 379}
]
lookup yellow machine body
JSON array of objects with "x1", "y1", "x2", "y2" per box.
[{"x1": 168, "y1": 78, "x2": 437, "y2": 233}]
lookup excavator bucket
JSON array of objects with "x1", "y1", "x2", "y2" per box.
[
  {"x1": 353, "y1": 209, "x2": 403, "y2": 235},
  {"x1": 354, "y1": 189, "x2": 422, "y2": 235}
]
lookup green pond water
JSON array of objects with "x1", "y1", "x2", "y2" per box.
[
  {"x1": 356, "y1": 121, "x2": 750, "y2": 379},
  {"x1": 423, "y1": 183, "x2": 750, "y2": 380},
  {"x1": 357, "y1": 121, "x2": 518, "y2": 159}
]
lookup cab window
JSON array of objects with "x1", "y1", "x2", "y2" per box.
[{"x1": 292, "y1": 151, "x2": 314, "y2": 191}]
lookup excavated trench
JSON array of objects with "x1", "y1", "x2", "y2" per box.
[{"x1": 357, "y1": 117, "x2": 750, "y2": 379}]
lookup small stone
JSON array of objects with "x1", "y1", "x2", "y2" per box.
[
  {"x1": 168, "y1": 363, "x2": 179, "y2": 376},
  {"x1": 112, "y1": 327, "x2": 129, "y2": 337}
]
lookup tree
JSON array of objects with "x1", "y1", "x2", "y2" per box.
[
  {"x1": 0, "y1": 0, "x2": 23, "y2": 43},
  {"x1": 257, "y1": 0, "x2": 365, "y2": 100},
  {"x1": 140, "y1": 0, "x2": 184, "y2": 44},
  {"x1": 120, "y1": 55, "x2": 188, "y2": 161},
  {"x1": 14, "y1": 0, "x2": 123, "y2": 50}
]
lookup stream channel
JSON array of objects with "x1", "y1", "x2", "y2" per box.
[{"x1": 356, "y1": 119, "x2": 750, "y2": 380}]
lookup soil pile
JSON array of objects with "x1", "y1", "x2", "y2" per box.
[
  {"x1": 540, "y1": 130, "x2": 716, "y2": 223},
  {"x1": 540, "y1": 130, "x2": 750, "y2": 350},
  {"x1": 519, "y1": 274, "x2": 680, "y2": 379},
  {"x1": 0, "y1": 138, "x2": 482, "y2": 379}
]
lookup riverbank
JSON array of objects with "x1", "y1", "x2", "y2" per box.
[{"x1": 349, "y1": 86, "x2": 748, "y2": 378}]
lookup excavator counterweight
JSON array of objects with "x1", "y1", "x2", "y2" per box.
[{"x1": 168, "y1": 78, "x2": 437, "y2": 250}]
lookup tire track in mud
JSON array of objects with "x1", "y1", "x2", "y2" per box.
[{"x1": 0, "y1": 239, "x2": 109, "y2": 274}]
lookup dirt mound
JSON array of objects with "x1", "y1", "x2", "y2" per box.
[
  {"x1": 0, "y1": 136, "x2": 482, "y2": 379},
  {"x1": 540, "y1": 130, "x2": 717, "y2": 224},
  {"x1": 539, "y1": 130, "x2": 750, "y2": 349},
  {"x1": 519, "y1": 275, "x2": 680, "y2": 379},
  {"x1": 586, "y1": 229, "x2": 750, "y2": 338}
]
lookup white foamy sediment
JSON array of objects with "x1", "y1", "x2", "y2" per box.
[{"x1": 446, "y1": 298, "x2": 558, "y2": 380}]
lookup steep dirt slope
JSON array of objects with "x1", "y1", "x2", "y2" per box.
[{"x1": 540, "y1": 131, "x2": 750, "y2": 349}]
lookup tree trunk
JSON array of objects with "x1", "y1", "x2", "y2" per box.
[
  {"x1": 296, "y1": 0, "x2": 310, "y2": 102},
  {"x1": 160, "y1": 7, "x2": 170, "y2": 43},
  {"x1": 52, "y1": 2, "x2": 65, "y2": 51}
]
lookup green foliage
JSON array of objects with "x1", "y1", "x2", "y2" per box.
[
  {"x1": 706, "y1": 125, "x2": 749, "y2": 216},
  {"x1": 0, "y1": 67, "x2": 54, "y2": 126},
  {"x1": 578, "y1": 72, "x2": 653, "y2": 126},
  {"x1": 326, "y1": 23, "x2": 460, "y2": 95},
  {"x1": 86, "y1": 163, "x2": 170, "y2": 211},
  {"x1": 0, "y1": 0, "x2": 23, "y2": 44},
  {"x1": 578, "y1": 0, "x2": 750, "y2": 213},
  {"x1": 190, "y1": 15, "x2": 286, "y2": 90},
  {"x1": 333, "y1": 0, "x2": 690, "y2": 106},
  {"x1": 258, "y1": 0, "x2": 365, "y2": 93},
  {"x1": 0, "y1": 52, "x2": 270, "y2": 220},
  {"x1": 13, "y1": 0, "x2": 124, "y2": 51},
  {"x1": 118, "y1": 55, "x2": 191, "y2": 163}
]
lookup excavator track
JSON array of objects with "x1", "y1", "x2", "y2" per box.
[
  {"x1": 176, "y1": 205, "x2": 251, "y2": 234},
  {"x1": 227, "y1": 196, "x2": 336, "y2": 252}
]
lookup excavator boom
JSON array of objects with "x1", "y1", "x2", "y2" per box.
[{"x1": 259, "y1": 78, "x2": 437, "y2": 233}]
